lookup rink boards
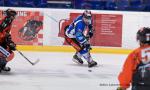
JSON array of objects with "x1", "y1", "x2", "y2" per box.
[{"x1": 17, "y1": 45, "x2": 132, "y2": 54}]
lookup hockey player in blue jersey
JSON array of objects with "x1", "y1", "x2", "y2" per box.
[{"x1": 65, "y1": 10, "x2": 97, "y2": 67}]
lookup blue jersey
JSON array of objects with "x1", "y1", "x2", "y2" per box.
[{"x1": 65, "y1": 15, "x2": 89, "y2": 44}]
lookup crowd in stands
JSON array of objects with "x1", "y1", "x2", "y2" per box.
[{"x1": 0, "y1": 0, "x2": 150, "y2": 11}]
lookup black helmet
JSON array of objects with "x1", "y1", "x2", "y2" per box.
[
  {"x1": 137, "y1": 27, "x2": 150, "y2": 44},
  {"x1": 82, "y1": 10, "x2": 92, "y2": 19},
  {"x1": 4, "y1": 9, "x2": 17, "y2": 17}
]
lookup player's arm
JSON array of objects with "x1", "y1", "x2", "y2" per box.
[
  {"x1": 74, "y1": 22, "x2": 86, "y2": 43},
  {"x1": 75, "y1": 23, "x2": 90, "y2": 49},
  {"x1": 0, "y1": 17, "x2": 12, "y2": 32},
  {"x1": 5, "y1": 32, "x2": 16, "y2": 51},
  {"x1": 0, "y1": 9, "x2": 17, "y2": 32},
  {"x1": 118, "y1": 51, "x2": 138, "y2": 89},
  {"x1": 87, "y1": 24, "x2": 94, "y2": 38}
]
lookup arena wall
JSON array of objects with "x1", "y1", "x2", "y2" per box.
[{"x1": 1, "y1": 7, "x2": 150, "y2": 54}]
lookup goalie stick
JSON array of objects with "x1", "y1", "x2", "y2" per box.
[{"x1": 17, "y1": 50, "x2": 40, "y2": 65}]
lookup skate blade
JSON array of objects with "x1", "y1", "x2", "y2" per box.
[{"x1": 72, "y1": 58, "x2": 83, "y2": 65}]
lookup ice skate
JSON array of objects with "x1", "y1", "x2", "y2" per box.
[
  {"x1": 72, "y1": 54, "x2": 83, "y2": 64},
  {"x1": 2, "y1": 66, "x2": 11, "y2": 72},
  {"x1": 88, "y1": 60, "x2": 97, "y2": 68},
  {"x1": 0, "y1": 68, "x2": 2, "y2": 73}
]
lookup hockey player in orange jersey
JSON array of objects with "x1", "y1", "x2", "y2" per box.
[
  {"x1": 117, "y1": 27, "x2": 150, "y2": 90},
  {"x1": 0, "y1": 9, "x2": 17, "y2": 72}
]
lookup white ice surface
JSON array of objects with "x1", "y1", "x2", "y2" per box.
[{"x1": 0, "y1": 51, "x2": 131, "y2": 90}]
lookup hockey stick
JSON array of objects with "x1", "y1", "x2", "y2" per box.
[{"x1": 17, "y1": 50, "x2": 40, "y2": 65}]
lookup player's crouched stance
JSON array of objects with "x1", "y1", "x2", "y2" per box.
[
  {"x1": 65, "y1": 10, "x2": 97, "y2": 68},
  {"x1": 0, "y1": 9, "x2": 17, "y2": 72},
  {"x1": 117, "y1": 27, "x2": 150, "y2": 90}
]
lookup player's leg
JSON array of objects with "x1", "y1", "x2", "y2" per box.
[
  {"x1": 0, "y1": 57, "x2": 11, "y2": 72},
  {"x1": 65, "y1": 37, "x2": 84, "y2": 64},
  {"x1": 0, "y1": 46, "x2": 13, "y2": 72},
  {"x1": 65, "y1": 36, "x2": 97, "y2": 67},
  {"x1": 82, "y1": 52, "x2": 97, "y2": 67},
  {"x1": 71, "y1": 38, "x2": 84, "y2": 64},
  {"x1": 72, "y1": 52, "x2": 83, "y2": 64},
  {"x1": 79, "y1": 48, "x2": 97, "y2": 67},
  {"x1": 0, "y1": 57, "x2": 6, "y2": 72}
]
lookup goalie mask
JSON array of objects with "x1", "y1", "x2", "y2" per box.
[{"x1": 137, "y1": 27, "x2": 150, "y2": 44}]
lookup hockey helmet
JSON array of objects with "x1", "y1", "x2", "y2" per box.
[
  {"x1": 4, "y1": 9, "x2": 17, "y2": 17},
  {"x1": 82, "y1": 10, "x2": 92, "y2": 25},
  {"x1": 83, "y1": 10, "x2": 92, "y2": 19},
  {"x1": 137, "y1": 27, "x2": 150, "y2": 44}
]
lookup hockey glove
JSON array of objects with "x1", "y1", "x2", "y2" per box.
[
  {"x1": 83, "y1": 41, "x2": 91, "y2": 50},
  {"x1": 88, "y1": 24, "x2": 93, "y2": 30},
  {"x1": 8, "y1": 42, "x2": 16, "y2": 51},
  {"x1": 5, "y1": 33, "x2": 14, "y2": 45},
  {"x1": 88, "y1": 24, "x2": 94, "y2": 38},
  {"x1": 88, "y1": 30, "x2": 93, "y2": 38}
]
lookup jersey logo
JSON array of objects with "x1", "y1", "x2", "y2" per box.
[{"x1": 141, "y1": 48, "x2": 150, "y2": 64}]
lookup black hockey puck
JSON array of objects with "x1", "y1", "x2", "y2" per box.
[{"x1": 88, "y1": 69, "x2": 92, "y2": 72}]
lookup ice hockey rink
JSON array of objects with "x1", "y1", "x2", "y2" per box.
[{"x1": 0, "y1": 51, "x2": 130, "y2": 90}]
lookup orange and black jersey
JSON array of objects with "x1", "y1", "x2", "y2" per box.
[
  {"x1": 0, "y1": 16, "x2": 12, "y2": 44},
  {"x1": 118, "y1": 45, "x2": 150, "y2": 89}
]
